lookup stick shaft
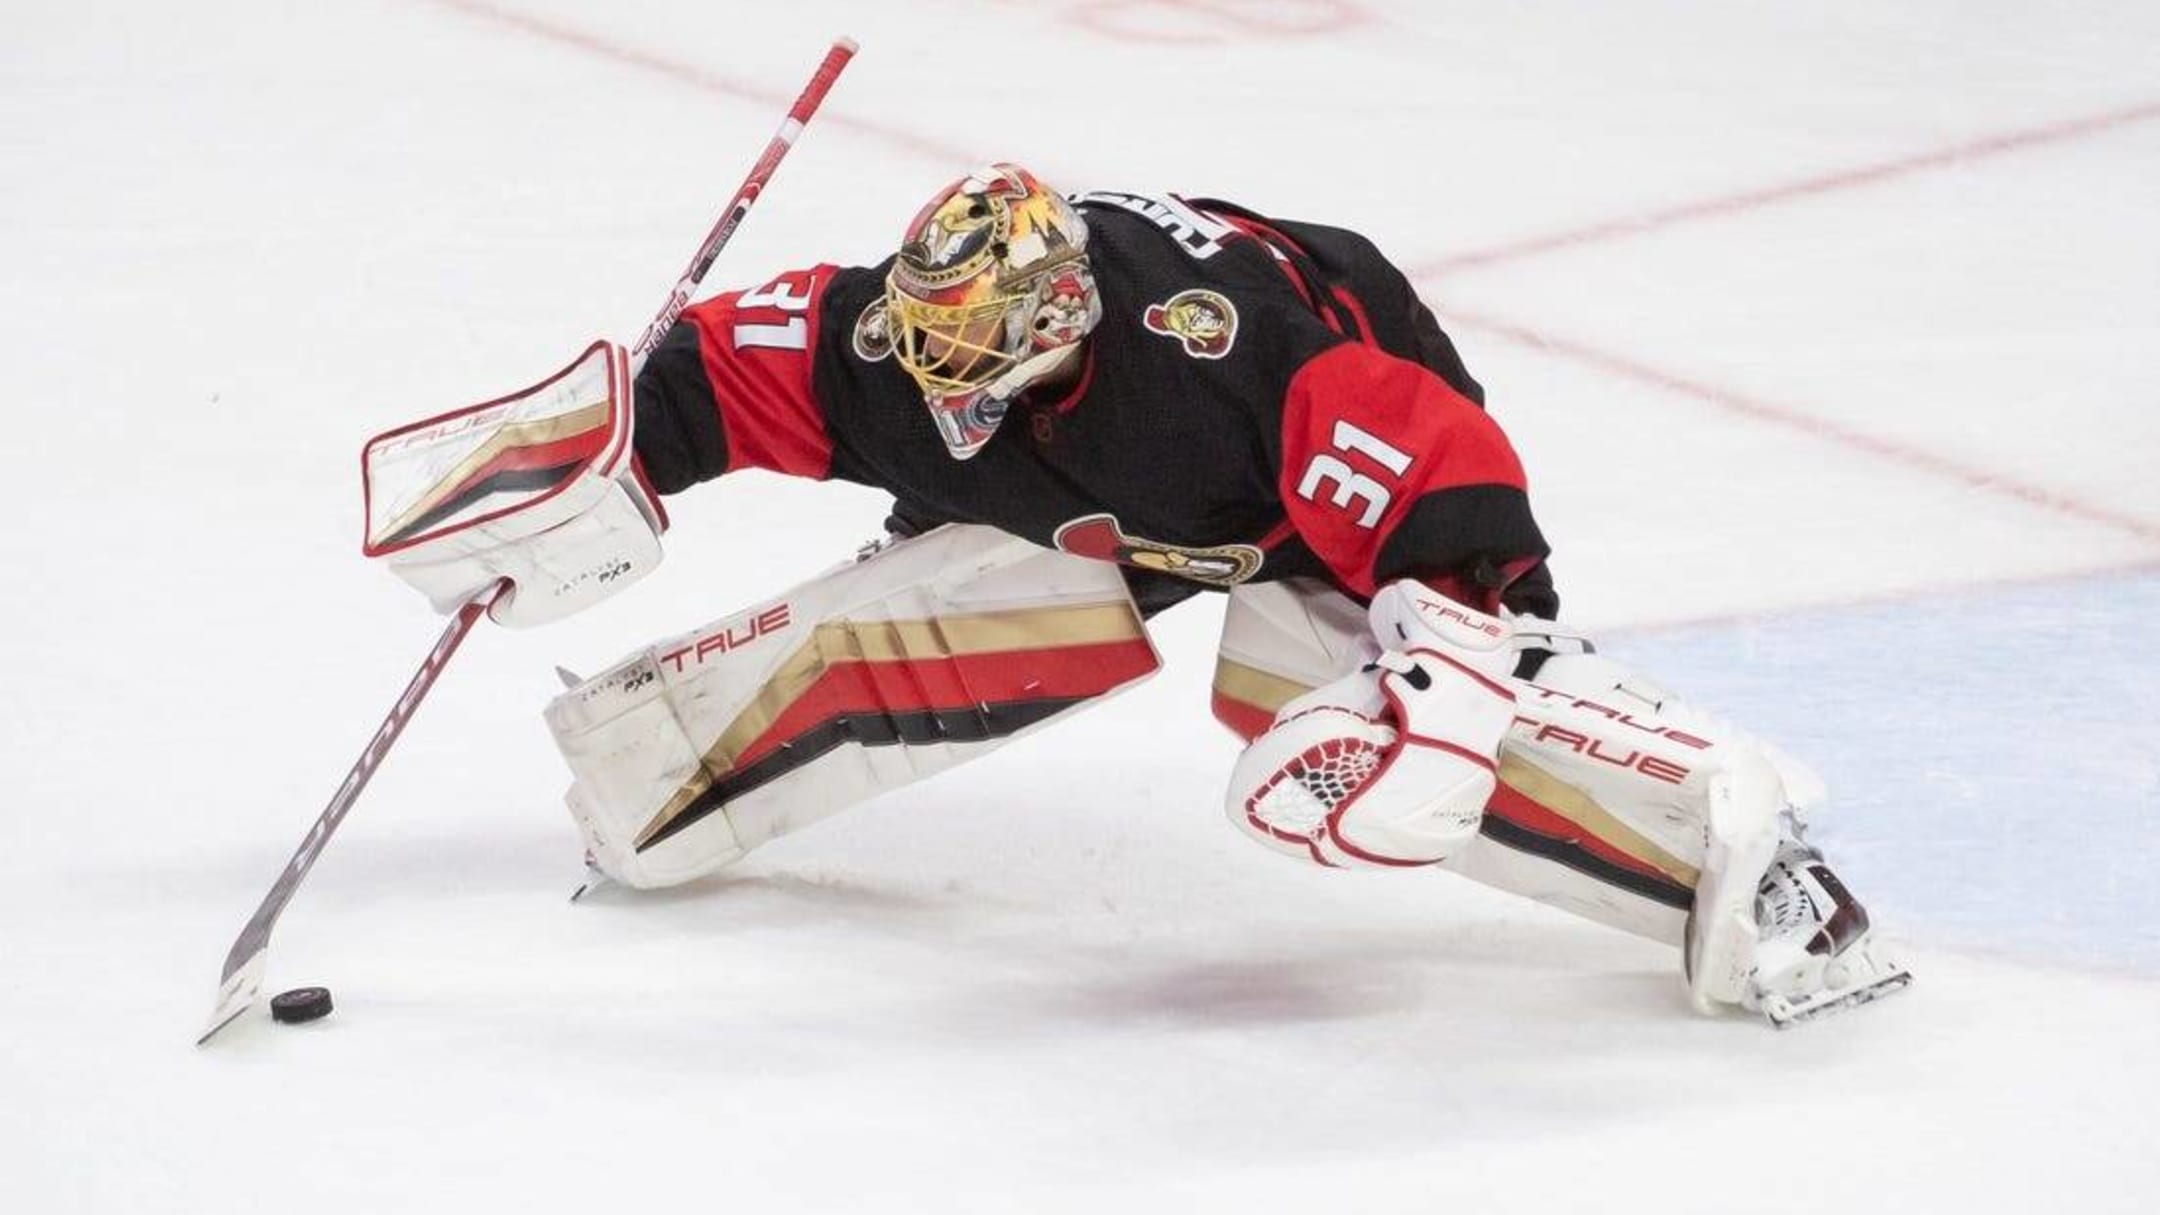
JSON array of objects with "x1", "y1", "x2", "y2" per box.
[
  {"x1": 198, "y1": 592, "x2": 494, "y2": 1043},
  {"x1": 629, "y1": 36, "x2": 859, "y2": 370}
]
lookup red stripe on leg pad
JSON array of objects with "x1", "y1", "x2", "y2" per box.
[{"x1": 1212, "y1": 691, "x2": 1279, "y2": 743}]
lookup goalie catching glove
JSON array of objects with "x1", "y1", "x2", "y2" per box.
[
  {"x1": 359, "y1": 341, "x2": 666, "y2": 627},
  {"x1": 1228, "y1": 582, "x2": 1517, "y2": 868}
]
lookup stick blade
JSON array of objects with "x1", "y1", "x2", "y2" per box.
[{"x1": 196, "y1": 950, "x2": 266, "y2": 1046}]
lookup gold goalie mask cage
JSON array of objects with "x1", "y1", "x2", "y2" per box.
[{"x1": 885, "y1": 163, "x2": 1101, "y2": 460}]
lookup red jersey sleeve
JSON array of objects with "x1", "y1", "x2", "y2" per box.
[
  {"x1": 633, "y1": 264, "x2": 841, "y2": 491},
  {"x1": 1279, "y1": 341, "x2": 1550, "y2": 606}
]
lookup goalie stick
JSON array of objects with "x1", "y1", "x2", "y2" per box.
[
  {"x1": 196, "y1": 35, "x2": 861, "y2": 1046},
  {"x1": 631, "y1": 37, "x2": 860, "y2": 368}
]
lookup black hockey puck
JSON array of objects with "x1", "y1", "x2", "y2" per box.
[{"x1": 270, "y1": 986, "x2": 335, "y2": 1025}]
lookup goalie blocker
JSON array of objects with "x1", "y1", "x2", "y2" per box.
[{"x1": 361, "y1": 341, "x2": 667, "y2": 627}]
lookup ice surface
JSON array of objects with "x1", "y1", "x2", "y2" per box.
[
  {"x1": 4, "y1": 1, "x2": 2157, "y2": 1211},
  {"x1": 1611, "y1": 569, "x2": 2160, "y2": 973}
]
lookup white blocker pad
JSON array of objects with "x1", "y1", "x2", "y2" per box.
[
  {"x1": 361, "y1": 340, "x2": 662, "y2": 627},
  {"x1": 546, "y1": 525, "x2": 1162, "y2": 889},
  {"x1": 1214, "y1": 581, "x2": 1819, "y2": 948}
]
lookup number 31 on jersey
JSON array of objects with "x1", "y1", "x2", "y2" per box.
[
  {"x1": 1296, "y1": 420, "x2": 1412, "y2": 528},
  {"x1": 732, "y1": 274, "x2": 817, "y2": 351}
]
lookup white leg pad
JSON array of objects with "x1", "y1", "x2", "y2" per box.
[{"x1": 545, "y1": 525, "x2": 1160, "y2": 888}]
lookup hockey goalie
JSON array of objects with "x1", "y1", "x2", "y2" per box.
[{"x1": 364, "y1": 165, "x2": 1910, "y2": 1027}]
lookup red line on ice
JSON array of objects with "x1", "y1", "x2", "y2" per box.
[
  {"x1": 1074, "y1": 0, "x2": 1371, "y2": 45},
  {"x1": 422, "y1": 0, "x2": 979, "y2": 166},
  {"x1": 1445, "y1": 309, "x2": 2160, "y2": 548},
  {"x1": 1417, "y1": 98, "x2": 2160, "y2": 276}
]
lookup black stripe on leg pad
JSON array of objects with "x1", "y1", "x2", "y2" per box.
[
  {"x1": 1476, "y1": 816, "x2": 1696, "y2": 911},
  {"x1": 637, "y1": 696, "x2": 1085, "y2": 853}
]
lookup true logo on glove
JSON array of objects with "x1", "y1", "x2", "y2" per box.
[
  {"x1": 1415, "y1": 597, "x2": 1509, "y2": 642},
  {"x1": 368, "y1": 400, "x2": 521, "y2": 457}
]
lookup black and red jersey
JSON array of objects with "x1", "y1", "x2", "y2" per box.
[{"x1": 632, "y1": 191, "x2": 1556, "y2": 616}]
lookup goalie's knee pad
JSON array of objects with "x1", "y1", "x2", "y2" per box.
[{"x1": 545, "y1": 525, "x2": 1160, "y2": 889}]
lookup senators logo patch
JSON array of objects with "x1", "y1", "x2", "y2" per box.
[
  {"x1": 852, "y1": 297, "x2": 893, "y2": 362},
  {"x1": 1143, "y1": 288, "x2": 1238, "y2": 359},
  {"x1": 1053, "y1": 513, "x2": 1262, "y2": 587}
]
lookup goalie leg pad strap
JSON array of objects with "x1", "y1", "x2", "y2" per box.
[{"x1": 546, "y1": 525, "x2": 1161, "y2": 889}]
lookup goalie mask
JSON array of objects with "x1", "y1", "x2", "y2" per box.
[{"x1": 886, "y1": 163, "x2": 1101, "y2": 460}]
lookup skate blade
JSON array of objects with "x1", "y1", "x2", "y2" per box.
[
  {"x1": 568, "y1": 853, "x2": 612, "y2": 903},
  {"x1": 1760, "y1": 967, "x2": 1913, "y2": 1029}
]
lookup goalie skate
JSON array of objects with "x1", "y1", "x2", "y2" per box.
[{"x1": 1744, "y1": 836, "x2": 1913, "y2": 1028}]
